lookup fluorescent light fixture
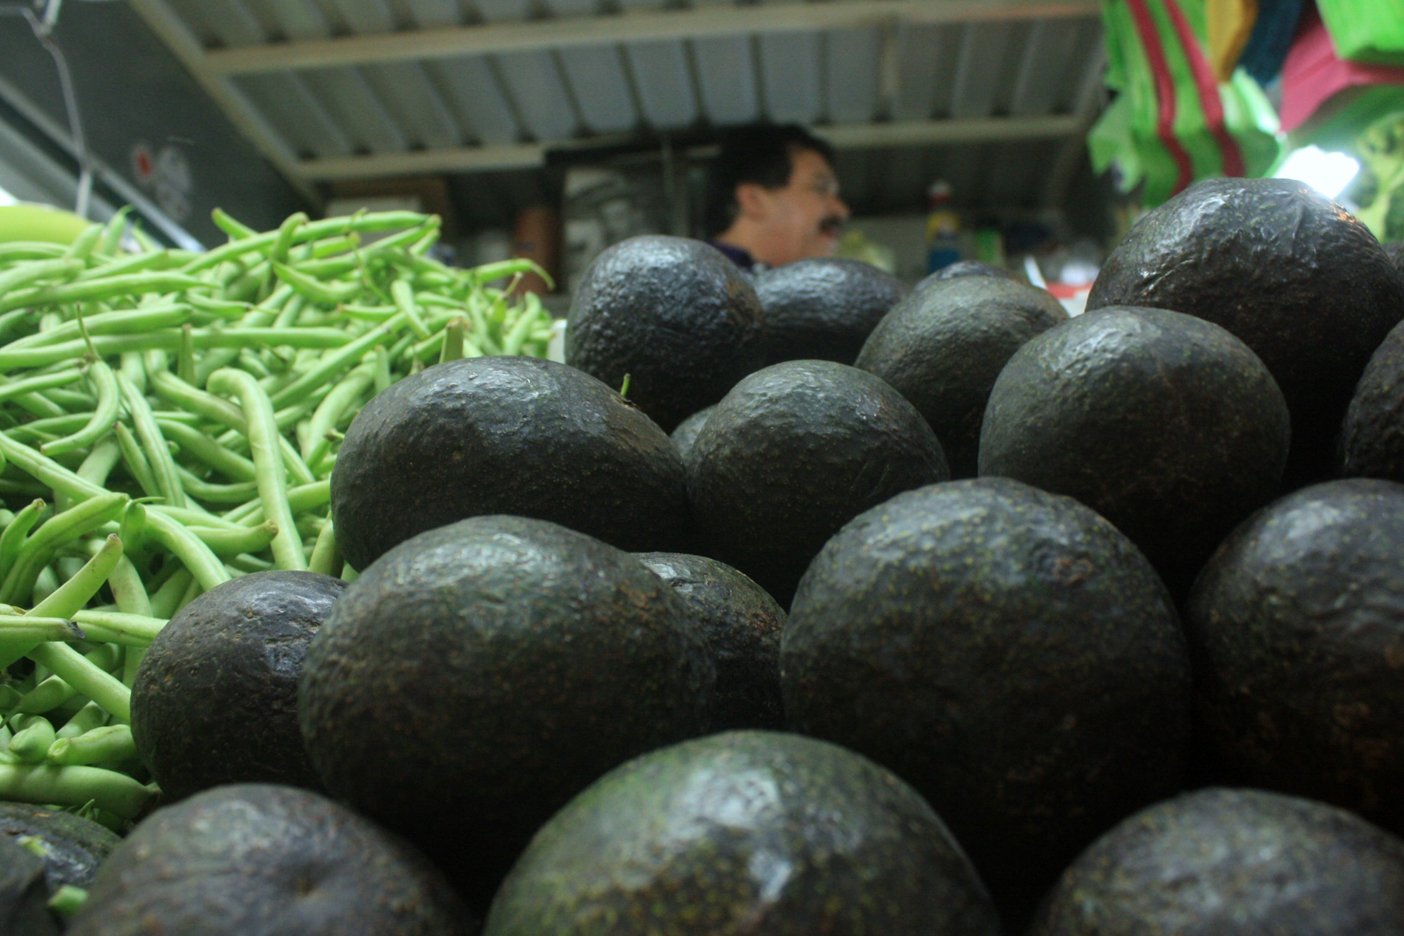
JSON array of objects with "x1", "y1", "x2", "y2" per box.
[{"x1": 1273, "y1": 145, "x2": 1361, "y2": 199}]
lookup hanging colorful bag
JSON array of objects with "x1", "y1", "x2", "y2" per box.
[{"x1": 1089, "y1": 0, "x2": 1284, "y2": 206}]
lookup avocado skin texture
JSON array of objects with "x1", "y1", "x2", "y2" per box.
[
  {"x1": 752, "y1": 257, "x2": 907, "y2": 365},
  {"x1": 66, "y1": 783, "x2": 474, "y2": 936},
  {"x1": 484, "y1": 730, "x2": 1001, "y2": 936},
  {"x1": 978, "y1": 305, "x2": 1290, "y2": 593},
  {"x1": 636, "y1": 552, "x2": 787, "y2": 731},
  {"x1": 857, "y1": 275, "x2": 1067, "y2": 478},
  {"x1": 783, "y1": 478, "x2": 1191, "y2": 919},
  {"x1": 0, "y1": 835, "x2": 60, "y2": 936},
  {"x1": 1186, "y1": 478, "x2": 1404, "y2": 836},
  {"x1": 330, "y1": 355, "x2": 691, "y2": 572},
  {"x1": 1031, "y1": 787, "x2": 1404, "y2": 935},
  {"x1": 299, "y1": 515, "x2": 714, "y2": 894},
  {"x1": 1340, "y1": 317, "x2": 1404, "y2": 480},
  {"x1": 1086, "y1": 177, "x2": 1404, "y2": 482},
  {"x1": 688, "y1": 359, "x2": 949, "y2": 608},
  {"x1": 132, "y1": 570, "x2": 345, "y2": 801},
  {"x1": 0, "y1": 801, "x2": 121, "y2": 893},
  {"x1": 566, "y1": 235, "x2": 765, "y2": 432},
  {"x1": 670, "y1": 404, "x2": 714, "y2": 466}
]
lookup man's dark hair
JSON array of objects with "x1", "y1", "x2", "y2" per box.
[{"x1": 702, "y1": 123, "x2": 837, "y2": 238}]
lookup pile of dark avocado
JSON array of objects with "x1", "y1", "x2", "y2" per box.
[{"x1": 50, "y1": 182, "x2": 1404, "y2": 935}]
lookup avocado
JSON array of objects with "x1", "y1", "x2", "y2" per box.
[
  {"x1": 330, "y1": 355, "x2": 691, "y2": 572},
  {"x1": 0, "y1": 834, "x2": 60, "y2": 936},
  {"x1": 687, "y1": 359, "x2": 949, "y2": 608},
  {"x1": 484, "y1": 730, "x2": 1001, "y2": 935},
  {"x1": 751, "y1": 257, "x2": 907, "y2": 365},
  {"x1": 299, "y1": 514, "x2": 714, "y2": 896},
  {"x1": 1340, "y1": 317, "x2": 1404, "y2": 480},
  {"x1": 1086, "y1": 177, "x2": 1404, "y2": 485},
  {"x1": 914, "y1": 258, "x2": 1017, "y2": 289},
  {"x1": 670, "y1": 404, "x2": 714, "y2": 466},
  {"x1": 782, "y1": 477, "x2": 1191, "y2": 921},
  {"x1": 978, "y1": 305, "x2": 1290, "y2": 594},
  {"x1": 131, "y1": 570, "x2": 346, "y2": 800},
  {"x1": 565, "y1": 235, "x2": 765, "y2": 432},
  {"x1": 1030, "y1": 787, "x2": 1404, "y2": 934},
  {"x1": 636, "y1": 552, "x2": 787, "y2": 730},
  {"x1": 855, "y1": 274, "x2": 1068, "y2": 477},
  {"x1": 1185, "y1": 478, "x2": 1404, "y2": 836},
  {"x1": 0, "y1": 801, "x2": 121, "y2": 893},
  {"x1": 65, "y1": 783, "x2": 474, "y2": 935}
]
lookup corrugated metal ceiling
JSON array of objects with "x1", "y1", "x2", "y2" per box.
[{"x1": 124, "y1": 0, "x2": 1108, "y2": 234}]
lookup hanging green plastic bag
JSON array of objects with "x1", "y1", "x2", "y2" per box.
[
  {"x1": 1090, "y1": 0, "x2": 1284, "y2": 206},
  {"x1": 1316, "y1": 0, "x2": 1404, "y2": 67}
]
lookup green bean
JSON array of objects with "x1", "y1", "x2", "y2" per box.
[
  {"x1": 0, "y1": 368, "x2": 83, "y2": 404},
  {"x1": 0, "y1": 499, "x2": 126, "y2": 608},
  {"x1": 207, "y1": 369, "x2": 306, "y2": 571},
  {"x1": 113, "y1": 422, "x2": 160, "y2": 500},
  {"x1": 27, "y1": 643, "x2": 130, "y2": 723},
  {"x1": 1, "y1": 304, "x2": 191, "y2": 352},
  {"x1": 54, "y1": 701, "x2": 105, "y2": 740},
  {"x1": 9, "y1": 716, "x2": 55, "y2": 763},
  {"x1": 0, "y1": 271, "x2": 205, "y2": 315},
  {"x1": 40, "y1": 360, "x2": 120, "y2": 458},
  {"x1": 71, "y1": 610, "x2": 164, "y2": 646},
  {"x1": 300, "y1": 363, "x2": 375, "y2": 467},
  {"x1": 142, "y1": 510, "x2": 232, "y2": 591},
  {"x1": 46, "y1": 724, "x2": 135, "y2": 766},
  {"x1": 0, "y1": 434, "x2": 105, "y2": 503},
  {"x1": 0, "y1": 499, "x2": 48, "y2": 573},
  {"x1": 17, "y1": 645, "x2": 120, "y2": 714},
  {"x1": 0, "y1": 762, "x2": 154, "y2": 818},
  {"x1": 116, "y1": 373, "x2": 186, "y2": 509},
  {"x1": 0, "y1": 258, "x2": 85, "y2": 298},
  {"x1": 147, "y1": 568, "x2": 193, "y2": 620},
  {"x1": 268, "y1": 311, "x2": 406, "y2": 409},
  {"x1": 0, "y1": 615, "x2": 84, "y2": 646}
]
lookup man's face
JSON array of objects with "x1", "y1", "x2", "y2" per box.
[{"x1": 758, "y1": 147, "x2": 850, "y2": 266}]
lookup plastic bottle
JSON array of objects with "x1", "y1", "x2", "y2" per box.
[{"x1": 925, "y1": 180, "x2": 962, "y2": 274}]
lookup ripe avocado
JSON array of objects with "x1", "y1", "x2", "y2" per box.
[
  {"x1": 0, "y1": 801, "x2": 121, "y2": 892},
  {"x1": 1030, "y1": 787, "x2": 1404, "y2": 934},
  {"x1": 1086, "y1": 177, "x2": 1404, "y2": 484},
  {"x1": 978, "y1": 305, "x2": 1290, "y2": 593},
  {"x1": 1340, "y1": 317, "x2": 1404, "y2": 480},
  {"x1": 65, "y1": 783, "x2": 474, "y2": 935},
  {"x1": 688, "y1": 359, "x2": 949, "y2": 608},
  {"x1": 131, "y1": 569, "x2": 346, "y2": 800},
  {"x1": 565, "y1": 234, "x2": 765, "y2": 432},
  {"x1": 484, "y1": 730, "x2": 1001, "y2": 935},
  {"x1": 782, "y1": 477, "x2": 1191, "y2": 920},
  {"x1": 299, "y1": 514, "x2": 714, "y2": 894},
  {"x1": 1185, "y1": 478, "x2": 1404, "y2": 836},
  {"x1": 751, "y1": 257, "x2": 907, "y2": 365},
  {"x1": 855, "y1": 274, "x2": 1068, "y2": 478},
  {"x1": 670, "y1": 404, "x2": 714, "y2": 466},
  {"x1": 636, "y1": 552, "x2": 787, "y2": 730},
  {"x1": 330, "y1": 355, "x2": 691, "y2": 571},
  {"x1": 0, "y1": 835, "x2": 60, "y2": 936}
]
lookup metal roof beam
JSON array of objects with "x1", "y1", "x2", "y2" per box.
[
  {"x1": 297, "y1": 114, "x2": 1086, "y2": 181},
  {"x1": 204, "y1": 0, "x2": 1099, "y2": 76}
]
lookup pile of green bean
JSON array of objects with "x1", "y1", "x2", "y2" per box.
[{"x1": 0, "y1": 207, "x2": 555, "y2": 827}]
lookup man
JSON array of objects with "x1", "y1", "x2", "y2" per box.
[{"x1": 703, "y1": 123, "x2": 850, "y2": 272}]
